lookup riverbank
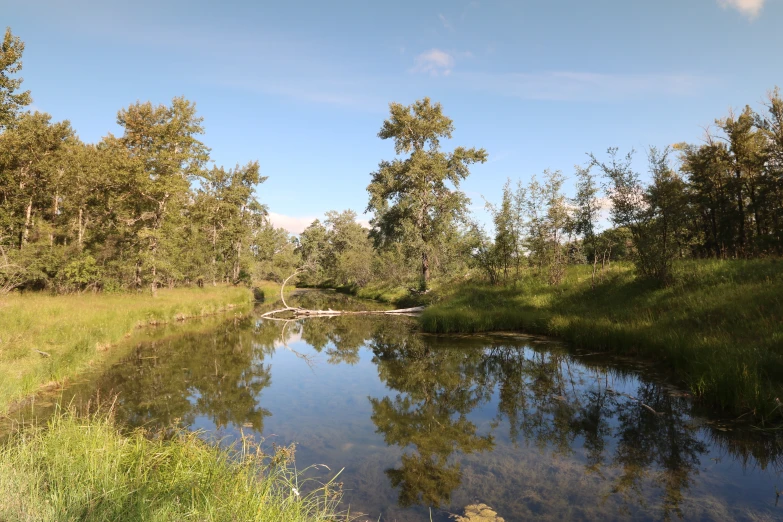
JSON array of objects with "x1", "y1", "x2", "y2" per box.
[
  {"x1": 0, "y1": 286, "x2": 252, "y2": 413},
  {"x1": 0, "y1": 407, "x2": 341, "y2": 522},
  {"x1": 420, "y1": 259, "x2": 783, "y2": 418}
]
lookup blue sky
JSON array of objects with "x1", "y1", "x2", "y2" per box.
[{"x1": 5, "y1": 0, "x2": 782, "y2": 232}]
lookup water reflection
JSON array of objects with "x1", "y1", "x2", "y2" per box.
[
  {"x1": 40, "y1": 292, "x2": 783, "y2": 520},
  {"x1": 369, "y1": 324, "x2": 494, "y2": 507}
]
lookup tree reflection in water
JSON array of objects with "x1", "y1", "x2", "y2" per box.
[{"x1": 66, "y1": 298, "x2": 782, "y2": 520}]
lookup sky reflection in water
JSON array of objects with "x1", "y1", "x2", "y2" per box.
[{"x1": 53, "y1": 293, "x2": 783, "y2": 521}]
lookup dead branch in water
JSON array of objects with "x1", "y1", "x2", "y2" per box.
[{"x1": 260, "y1": 266, "x2": 425, "y2": 319}]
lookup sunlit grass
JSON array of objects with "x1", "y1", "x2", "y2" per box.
[
  {"x1": 421, "y1": 259, "x2": 783, "y2": 416},
  {"x1": 0, "y1": 286, "x2": 252, "y2": 413},
  {"x1": 0, "y1": 406, "x2": 343, "y2": 522}
]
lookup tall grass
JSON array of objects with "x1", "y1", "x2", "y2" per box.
[
  {"x1": 0, "y1": 406, "x2": 342, "y2": 522},
  {"x1": 0, "y1": 286, "x2": 252, "y2": 412},
  {"x1": 420, "y1": 259, "x2": 783, "y2": 417}
]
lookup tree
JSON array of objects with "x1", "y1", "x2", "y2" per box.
[
  {"x1": 0, "y1": 112, "x2": 73, "y2": 250},
  {"x1": 112, "y1": 97, "x2": 209, "y2": 295},
  {"x1": 367, "y1": 98, "x2": 487, "y2": 288},
  {"x1": 0, "y1": 27, "x2": 32, "y2": 130},
  {"x1": 592, "y1": 147, "x2": 688, "y2": 284},
  {"x1": 717, "y1": 106, "x2": 768, "y2": 255},
  {"x1": 484, "y1": 179, "x2": 517, "y2": 283},
  {"x1": 571, "y1": 165, "x2": 602, "y2": 286},
  {"x1": 323, "y1": 210, "x2": 374, "y2": 287}
]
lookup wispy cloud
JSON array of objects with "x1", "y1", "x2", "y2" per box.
[
  {"x1": 718, "y1": 0, "x2": 766, "y2": 18},
  {"x1": 268, "y1": 212, "x2": 318, "y2": 234},
  {"x1": 410, "y1": 48, "x2": 456, "y2": 76},
  {"x1": 458, "y1": 71, "x2": 708, "y2": 101},
  {"x1": 438, "y1": 13, "x2": 455, "y2": 32}
]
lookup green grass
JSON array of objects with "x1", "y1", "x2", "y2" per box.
[
  {"x1": 0, "y1": 286, "x2": 252, "y2": 413},
  {"x1": 0, "y1": 407, "x2": 342, "y2": 522},
  {"x1": 252, "y1": 279, "x2": 299, "y2": 303},
  {"x1": 332, "y1": 282, "x2": 434, "y2": 308},
  {"x1": 420, "y1": 259, "x2": 783, "y2": 417}
]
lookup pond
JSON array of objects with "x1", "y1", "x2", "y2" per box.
[{"x1": 23, "y1": 291, "x2": 783, "y2": 521}]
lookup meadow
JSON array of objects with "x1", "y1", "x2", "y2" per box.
[{"x1": 420, "y1": 259, "x2": 783, "y2": 418}]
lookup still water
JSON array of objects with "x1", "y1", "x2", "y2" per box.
[{"x1": 38, "y1": 292, "x2": 783, "y2": 520}]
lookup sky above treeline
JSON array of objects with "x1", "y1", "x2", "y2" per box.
[{"x1": 5, "y1": 0, "x2": 782, "y2": 233}]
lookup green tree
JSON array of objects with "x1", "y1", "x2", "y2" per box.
[
  {"x1": 484, "y1": 179, "x2": 519, "y2": 283},
  {"x1": 112, "y1": 97, "x2": 209, "y2": 295},
  {"x1": 367, "y1": 98, "x2": 487, "y2": 288},
  {"x1": 0, "y1": 27, "x2": 32, "y2": 130},
  {"x1": 592, "y1": 147, "x2": 689, "y2": 284},
  {"x1": 571, "y1": 165, "x2": 602, "y2": 286},
  {"x1": 0, "y1": 112, "x2": 73, "y2": 250}
]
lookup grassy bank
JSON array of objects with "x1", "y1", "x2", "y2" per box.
[
  {"x1": 331, "y1": 282, "x2": 433, "y2": 308},
  {"x1": 0, "y1": 286, "x2": 251, "y2": 413},
  {"x1": 420, "y1": 259, "x2": 783, "y2": 417},
  {"x1": 0, "y1": 408, "x2": 341, "y2": 522},
  {"x1": 253, "y1": 279, "x2": 298, "y2": 303}
]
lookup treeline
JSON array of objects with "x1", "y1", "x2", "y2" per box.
[
  {"x1": 474, "y1": 87, "x2": 783, "y2": 287},
  {"x1": 3, "y1": 25, "x2": 783, "y2": 296},
  {"x1": 0, "y1": 28, "x2": 297, "y2": 294},
  {"x1": 297, "y1": 88, "x2": 783, "y2": 293}
]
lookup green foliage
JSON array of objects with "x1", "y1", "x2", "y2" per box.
[
  {"x1": 367, "y1": 98, "x2": 487, "y2": 287},
  {"x1": 58, "y1": 254, "x2": 101, "y2": 292},
  {"x1": 0, "y1": 27, "x2": 32, "y2": 130},
  {"x1": 592, "y1": 147, "x2": 689, "y2": 285},
  {"x1": 297, "y1": 210, "x2": 374, "y2": 288},
  {"x1": 420, "y1": 259, "x2": 783, "y2": 416},
  {"x1": 0, "y1": 408, "x2": 342, "y2": 522}
]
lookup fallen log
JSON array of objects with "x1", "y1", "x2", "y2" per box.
[
  {"x1": 261, "y1": 305, "x2": 425, "y2": 319},
  {"x1": 259, "y1": 267, "x2": 425, "y2": 319}
]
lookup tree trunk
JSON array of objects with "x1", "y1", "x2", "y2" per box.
[
  {"x1": 21, "y1": 196, "x2": 33, "y2": 248},
  {"x1": 212, "y1": 225, "x2": 217, "y2": 286},
  {"x1": 151, "y1": 264, "x2": 158, "y2": 297},
  {"x1": 233, "y1": 240, "x2": 242, "y2": 283},
  {"x1": 135, "y1": 260, "x2": 142, "y2": 290},
  {"x1": 78, "y1": 208, "x2": 84, "y2": 250},
  {"x1": 421, "y1": 251, "x2": 430, "y2": 285},
  {"x1": 51, "y1": 191, "x2": 58, "y2": 246},
  {"x1": 735, "y1": 167, "x2": 746, "y2": 256}
]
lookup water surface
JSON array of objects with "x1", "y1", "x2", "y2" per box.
[{"x1": 32, "y1": 291, "x2": 783, "y2": 521}]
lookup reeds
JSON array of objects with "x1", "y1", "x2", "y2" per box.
[{"x1": 0, "y1": 405, "x2": 343, "y2": 522}]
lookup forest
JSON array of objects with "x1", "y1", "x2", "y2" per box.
[{"x1": 2, "y1": 25, "x2": 783, "y2": 299}]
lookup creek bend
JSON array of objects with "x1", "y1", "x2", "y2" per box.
[{"x1": 23, "y1": 291, "x2": 783, "y2": 521}]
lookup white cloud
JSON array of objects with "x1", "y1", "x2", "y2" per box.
[
  {"x1": 267, "y1": 212, "x2": 318, "y2": 234},
  {"x1": 458, "y1": 70, "x2": 707, "y2": 101},
  {"x1": 718, "y1": 0, "x2": 765, "y2": 18},
  {"x1": 438, "y1": 13, "x2": 454, "y2": 32},
  {"x1": 410, "y1": 48, "x2": 455, "y2": 76}
]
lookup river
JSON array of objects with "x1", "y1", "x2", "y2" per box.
[{"x1": 20, "y1": 290, "x2": 783, "y2": 521}]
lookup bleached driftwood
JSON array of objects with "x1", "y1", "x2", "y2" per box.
[{"x1": 260, "y1": 267, "x2": 425, "y2": 319}]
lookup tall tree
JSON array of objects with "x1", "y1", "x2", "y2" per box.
[
  {"x1": 571, "y1": 165, "x2": 602, "y2": 286},
  {"x1": 0, "y1": 27, "x2": 32, "y2": 130},
  {"x1": 367, "y1": 98, "x2": 487, "y2": 288},
  {"x1": 112, "y1": 97, "x2": 209, "y2": 295},
  {"x1": 0, "y1": 112, "x2": 73, "y2": 249}
]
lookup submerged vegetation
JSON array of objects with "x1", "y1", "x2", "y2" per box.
[
  {"x1": 0, "y1": 285, "x2": 251, "y2": 413},
  {"x1": 0, "y1": 407, "x2": 342, "y2": 522}
]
